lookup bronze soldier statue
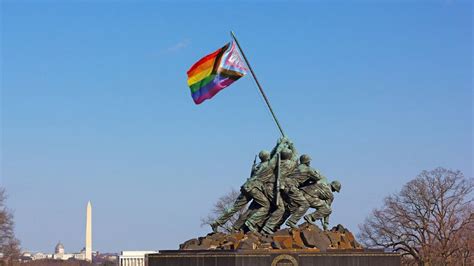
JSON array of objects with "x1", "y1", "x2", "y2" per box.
[
  {"x1": 210, "y1": 137, "x2": 342, "y2": 233},
  {"x1": 302, "y1": 180, "x2": 341, "y2": 230},
  {"x1": 241, "y1": 138, "x2": 290, "y2": 232},
  {"x1": 210, "y1": 150, "x2": 269, "y2": 232},
  {"x1": 261, "y1": 145, "x2": 298, "y2": 234},
  {"x1": 210, "y1": 138, "x2": 287, "y2": 233},
  {"x1": 279, "y1": 154, "x2": 322, "y2": 229}
]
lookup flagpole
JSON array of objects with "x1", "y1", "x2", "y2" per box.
[{"x1": 230, "y1": 31, "x2": 286, "y2": 137}]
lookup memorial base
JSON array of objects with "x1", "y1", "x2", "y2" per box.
[{"x1": 146, "y1": 249, "x2": 400, "y2": 266}]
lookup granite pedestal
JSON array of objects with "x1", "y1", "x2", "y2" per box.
[{"x1": 146, "y1": 249, "x2": 400, "y2": 266}]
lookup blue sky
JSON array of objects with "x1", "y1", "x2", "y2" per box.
[{"x1": 1, "y1": 0, "x2": 472, "y2": 253}]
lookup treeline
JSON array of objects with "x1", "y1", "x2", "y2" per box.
[
  {"x1": 1, "y1": 188, "x2": 21, "y2": 264},
  {"x1": 358, "y1": 167, "x2": 473, "y2": 265}
]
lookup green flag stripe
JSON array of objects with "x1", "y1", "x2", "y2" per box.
[{"x1": 189, "y1": 74, "x2": 216, "y2": 93}]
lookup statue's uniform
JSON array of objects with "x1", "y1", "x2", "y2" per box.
[
  {"x1": 240, "y1": 159, "x2": 277, "y2": 231},
  {"x1": 261, "y1": 159, "x2": 297, "y2": 233},
  {"x1": 300, "y1": 180, "x2": 333, "y2": 225},
  {"x1": 235, "y1": 170, "x2": 278, "y2": 230},
  {"x1": 213, "y1": 162, "x2": 270, "y2": 229},
  {"x1": 212, "y1": 139, "x2": 288, "y2": 232},
  {"x1": 281, "y1": 164, "x2": 321, "y2": 227}
]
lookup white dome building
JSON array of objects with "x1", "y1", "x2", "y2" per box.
[
  {"x1": 52, "y1": 241, "x2": 84, "y2": 260},
  {"x1": 54, "y1": 242, "x2": 65, "y2": 255}
]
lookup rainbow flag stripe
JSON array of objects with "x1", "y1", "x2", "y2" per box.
[{"x1": 187, "y1": 41, "x2": 247, "y2": 104}]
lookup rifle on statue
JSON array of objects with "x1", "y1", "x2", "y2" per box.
[
  {"x1": 275, "y1": 152, "x2": 282, "y2": 206},
  {"x1": 250, "y1": 155, "x2": 258, "y2": 177}
]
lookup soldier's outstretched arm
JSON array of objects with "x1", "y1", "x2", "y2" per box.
[
  {"x1": 270, "y1": 137, "x2": 290, "y2": 156},
  {"x1": 288, "y1": 142, "x2": 298, "y2": 162},
  {"x1": 268, "y1": 143, "x2": 288, "y2": 168}
]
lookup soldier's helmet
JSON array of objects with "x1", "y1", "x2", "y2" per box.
[
  {"x1": 259, "y1": 150, "x2": 271, "y2": 161},
  {"x1": 300, "y1": 154, "x2": 312, "y2": 164},
  {"x1": 331, "y1": 180, "x2": 342, "y2": 192},
  {"x1": 280, "y1": 148, "x2": 292, "y2": 160}
]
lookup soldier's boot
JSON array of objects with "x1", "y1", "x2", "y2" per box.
[
  {"x1": 285, "y1": 220, "x2": 298, "y2": 229},
  {"x1": 261, "y1": 226, "x2": 274, "y2": 235},
  {"x1": 321, "y1": 220, "x2": 328, "y2": 231},
  {"x1": 321, "y1": 216, "x2": 329, "y2": 231},
  {"x1": 230, "y1": 227, "x2": 243, "y2": 234},
  {"x1": 231, "y1": 221, "x2": 245, "y2": 233},
  {"x1": 245, "y1": 220, "x2": 259, "y2": 233},
  {"x1": 210, "y1": 221, "x2": 223, "y2": 233},
  {"x1": 304, "y1": 214, "x2": 315, "y2": 224}
]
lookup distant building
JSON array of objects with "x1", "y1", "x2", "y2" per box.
[
  {"x1": 32, "y1": 252, "x2": 50, "y2": 260},
  {"x1": 119, "y1": 251, "x2": 157, "y2": 266},
  {"x1": 53, "y1": 241, "x2": 88, "y2": 260},
  {"x1": 21, "y1": 241, "x2": 90, "y2": 261},
  {"x1": 20, "y1": 201, "x2": 94, "y2": 262},
  {"x1": 20, "y1": 251, "x2": 53, "y2": 261},
  {"x1": 95, "y1": 253, "x2": 119, "y2": 264}
]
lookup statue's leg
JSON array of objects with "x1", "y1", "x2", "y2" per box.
[
  {"x1": 244, "y1": 188, "x2": 270, "y2": 232},
  {"x1": 214, "y1": 192, "x2": 251, "y2": 227},
  {"x1": 306, "y1": 201, "x2": 332, "y2": 230},
  {"x1": 274, "y1": 194, "x2": 291, "y2": 230},
  {"x1": 303, "y1": 197, "x2": 324, "y2": 223},
  {"x1": 255, "y1": 185, "x2": 274, "y2": 229},
  {"x1": 275, "y1": 206, "x2": 291, "y2": 230},
  {"x1": 285, "y1": 187, "x2": 310, "y2": 228},
  {"x1": 261, "y1": 193, "x2": 285, "y2": 234},
  {"x1": 232, "y1": 202, "x2": 257, "y2": 231},
  {"x1": 308, "y1": 202, "x2": 331, "y2": 221},
  {"x1": 322, "y1": 216, "x2": 330, "y2": 230}
]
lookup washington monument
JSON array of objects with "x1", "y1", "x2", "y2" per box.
[{"x1": 85, "y1": 201, "x2": 92, "y2": 262}]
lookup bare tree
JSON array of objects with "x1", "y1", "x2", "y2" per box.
[
  {"x1": 359, "y1": 167, "x2": 473, "y2": 266},
  {"x1": 1, "y1": 187, "x2": 21, "y2": 263},
  {"x1": 201, "y1": 188, "x2": 247, "y2": 233}
]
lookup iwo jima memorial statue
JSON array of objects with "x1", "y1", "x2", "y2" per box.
[{"x1": 147, "y1": 32, "x2": 400, "y2": 266}]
